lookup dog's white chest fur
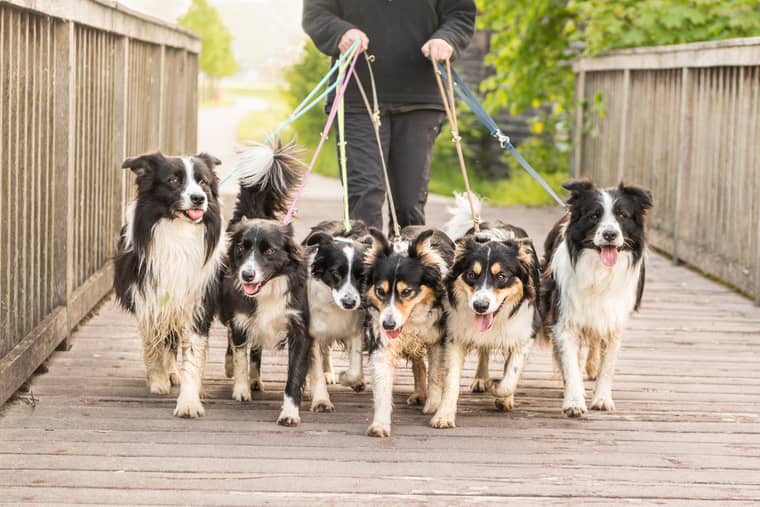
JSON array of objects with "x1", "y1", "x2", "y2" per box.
[
  {"x1": 126, "y1": 208, "x2": 223, "y2": 331},
  {"x1": 235, "y1": 276, "x2": 297, "y2": 349},
  {"x1": 448, "y1": 299, "x2": 535, "y2": 351},
  {"x1": 552, "y1": 241, "x2": 642, "y2": 337},
  {"x1": 307, "y1": 278, "x2": 364, "y2": 343}
]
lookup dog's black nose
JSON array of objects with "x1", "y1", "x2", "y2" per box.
[
  {"x1": 241, "y1": 270, "x2": 256, "y2": 282},
  {"x1": 382, "y1": 319, "x2": 396, "y2": 330},
  {"x1": 473, "y1": 299, "x2": 490, "y2": 314},
  {"x1": 341, "y1": 295, "x2": 357, "y2": 309},
  {"x1": 190, "y1": 193, "x2": 205, "y2": 206},
  {"x1": 602, "y1": 230, "x2": 618, "y2": 242}
]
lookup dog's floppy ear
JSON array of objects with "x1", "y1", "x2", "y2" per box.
[
  {"x1": 409, "y1": 230, "x2": 449, "y2": 278},
  {"x1": 508, "y1": 238, "x2": 540, "y2": 302},
  {"x1": 196, "y1": 152, "x2": 222, "y2": 170},
  {"x1": 562, "y1": 178, "x2": 595, "y2": 195},
  {"x1": 122, "y1": 152, "x2": 164, "y2": 177},
  {"x1": 305, "y1": 232, "x2": 332, "y2": 248},
  {"x1": 619, "y1": 181, "x2": 653, "y2": 213}
]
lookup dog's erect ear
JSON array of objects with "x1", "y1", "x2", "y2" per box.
[
  {"x1": 363, "y1": 227, "x2": 390, "y2": 267},
  {"x1": 512, "y1": 238, "x2": 540, "y2": 301},
  {"x1": 619, "y1": 182, "x2": 653, "y2": 213},
  {"x1": 305, "y1": 232, "x2": 332, "y2": 248},
  {"x1": 562, "y1": 178, "x2": 595, "y2": 195},
  {"x1": 121, "y1": 152, "x2": 164, "y2": 177},
  {"x1": 408, "y1": 230, "x2": 436, "y2": 259},
  {"x1": 196, "y1": 152, "x2": 222, "y2": 170},
  {"x1": 410, "y1": 229, "x2": 449, "y2": 278}
]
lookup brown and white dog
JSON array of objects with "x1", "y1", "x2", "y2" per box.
[
  {"x1": 541, "y1": 179, "x2": 652, "y2": 417},
  {"x1": 363, "y1": 227, "x2": 454, "y2": 437},
  {"x1": 431, "y1": 195, "x2": 541, "y2": 428}
]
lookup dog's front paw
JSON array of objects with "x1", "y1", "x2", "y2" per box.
[
  {"x1": 494, "y1": 394, "x2": 514, "y2": 412},
  {"x1": 232, "y1": 384, "x2": 252, "y2": 402},
  {"x1": 148, "y1": 377, "x2": 172, "y2": 395},
  {"x1": 311, "y1": 399, "x2": 335, "y2": 413},
  {"x1": 469, "y1": 377, "x2": 490, "y2": 393},
  {"x1": 590, "y1": 395, "x2": 616, "y2": 412},
  {"x1": 367, "y1": 423, "x2": 390, "y2": 437},
  {"x1": 276, "y1": 412, "x2": 301, "y2": 427},
  {"x1": 174, "y1": 392, "x2": 205, "y2": 418},
  {"x1": 406, "y1": 392, "x2": 427, "y2": 406},
  {"x1": 422, "y1": 397, "x2": 441, "y2": 415},
  {"x1": 324, "y1": 371, "x2": 337, "y2": 384},
  {"x1": 430, "y1": 411, "x2": 456, "y2": 429},
  {"x1": 562, "y1": 397, "x2": 587, "y2": 418},
  {"x1": 339, "y1": 371, "x2": 366, "y2": 392},
  {"x1": 250, "y1": 379, "x2": 265, "y2": 392}
]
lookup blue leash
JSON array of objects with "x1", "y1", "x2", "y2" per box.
[
  {"x1": 435, "y1": 62, "x2": 568, "y2": 210},
  {"x1": 221, "y1": 39, "x2": 361, "y2": 186}
]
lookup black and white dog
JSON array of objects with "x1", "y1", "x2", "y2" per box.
[
  {"x1": 114, "y1": 151, "x2": 224, "y2": 418},
  {"x1": 431, "y1": 195, "x2": 542, "y2": 428},
  {"x1": 303, "y1": 220, "x2": 371, "y2": 412},
  {"x1": 218, "y1": 141, "x2": 313, "y2": 426},
  {"x1": 363, "y1": 227, "x2": 454, "y2": 437},
  {"x1": 542, "y1": 179, "x2": 652, "y2": 417}
]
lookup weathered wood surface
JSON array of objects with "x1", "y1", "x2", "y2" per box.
[{"x1": 2, "y1": 197, "x2": 759, "y2": 505}]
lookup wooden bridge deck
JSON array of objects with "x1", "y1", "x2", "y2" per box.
[{"x1": 2, "y1": 200, "x2": 760, "y2": 505}]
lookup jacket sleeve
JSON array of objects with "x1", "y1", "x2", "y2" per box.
[
  {"x1": 302, "y1": 0, "x2": 355, "y2": 58},
  {"x1": 431, "y1": 0, "x2": 477, "y2": 59}
]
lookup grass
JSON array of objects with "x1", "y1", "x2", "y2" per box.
[{"x1": 231, "y1": 81, "x2": 566, "y2": 207}]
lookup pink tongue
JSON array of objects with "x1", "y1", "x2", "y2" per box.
[
  {"x1": 186, "y1": 209, "x2": 204, "y2": 221},
  {"x1": 474, "y1": 313, "x2": 494, "y2": 332},
  {"x1": 386, "y1": 328, "x2": 402, "y2": 339},
  {"x1": 243, "y1": 283, "x2": 260, "y2": 296},
  {"x1": 601, "y1": 246, "x2": 619, "y2": 267}
]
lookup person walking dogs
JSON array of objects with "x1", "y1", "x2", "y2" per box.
[{"x1": 302, "y1": 0, "x2": 477, "y2": 230}]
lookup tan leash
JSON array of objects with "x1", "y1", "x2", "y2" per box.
[{"x1": 433, "y1": 59, "x2": 481, "y2": 233}]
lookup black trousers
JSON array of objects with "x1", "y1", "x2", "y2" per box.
[{"x1": 337, "y1": 109, "x2": 445, "y2": 231}]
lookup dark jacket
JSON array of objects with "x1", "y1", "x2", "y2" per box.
[{"x1": 302, "y1": 0, "x2": 476, "y2": 112}]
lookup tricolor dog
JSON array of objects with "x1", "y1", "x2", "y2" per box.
[
  {"x1": 114, "y1": 151, "x2": 224, "y2": 418},
  {"x1": 363, "y1": 227, "x2": 454, "y2": 437},
  {"x1": 541, "y1": 179, "x2": 652, "y2": 417}
]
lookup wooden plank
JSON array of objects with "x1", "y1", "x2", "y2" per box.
[
  {"x1": 672, "y1": 67, "x2": 689, "y2": 263},
  {"x1": 572, "y1": 70, "x2": 584, "y2": 178}
]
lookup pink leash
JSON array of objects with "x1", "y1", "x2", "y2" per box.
[{"x1": 283, "y1": 48, "x2": 363, "y2": 225}]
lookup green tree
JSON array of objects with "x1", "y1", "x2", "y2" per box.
[
  {"x1": 178, "y1": 0, "x2": 238, "y2": 99},
  {"x1": 478, "y1": 0, "x2": 760, "y2": 176}
]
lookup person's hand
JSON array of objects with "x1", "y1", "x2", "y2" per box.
[
  {"x1": 422, "y1": 38, "x2": 453, "y2": 62},
  {"x1": 339, "y1": 28, "x2": 369, "y2": 54}
]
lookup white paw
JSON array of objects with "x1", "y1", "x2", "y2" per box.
[
  {"x1": 422, "y1": 397, "x2": 441, "y2": 415},
  {"x1": 494, "y1": 395, "x2": 514, "y2": 412},
  {"x1": 430, "y1": 411, "x2": 456, "y2": 429},
  {"x1": 562, "y1": 396, "x2": 587, "y2": 418},
  {"x1": 339, "y1": 371, "x2": 366, "y2": 392},
  {"x1": 148, "y1": 377, "x2": 171, "y2": 395},
  {"x1": 277, "y1": 395, "x2": 301, "y2": 426},
  {"x1": 406, "y1": 391, "x2": 427, "y2": 406},
  {"x1": 367, "y1": 423, "x2": 390, "y2": 437},
  {"x1": 324, "y1": 371, "x2": 337, "y2": 384},
  {"x1": 590, "y1": 395, "x2": 616, "y2": 412},
  {"x1": 174, "y1": 392, "x2": 205, "y2": 418},
  {"x1": 310, "y1": 399, "x2": 335, "y2": 413},
  {"x1": 469, "y1": 377, "x2": 490, "y2": 393},
  {"x1": 232, "y1": 384, "x2": 252, "y2": 402}
]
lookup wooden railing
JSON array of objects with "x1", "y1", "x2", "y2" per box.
[
  {"x1": 573, "y1": 37, "x2": 760, "y2": 304},
  {"x1": 0, "y1": 0, "x2": 199, "y2": 405}
]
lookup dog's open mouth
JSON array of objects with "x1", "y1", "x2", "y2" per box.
[
  {"x1": 474, "y1": 313, "x2": 495, "y2": 332},
  {"x1": 600, "y1": 246, "x2": 619, "y2": 267},
  {"x1": 385, "y1": 327, "x2": 403, "y2": 339},
  {"x1": 184, "y1": 209, "x2": 205, "y2": 223},
  {"x1": 242, "y1": 282, "x2": 262, "y2": 297}
]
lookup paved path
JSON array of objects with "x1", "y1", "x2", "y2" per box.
[{"x1": 1, "y1": 104, "x2": 759, "y2": 504}]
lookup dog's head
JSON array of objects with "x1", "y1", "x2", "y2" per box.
[
  {"x1": 364, "y1": 229, "x2": 451, "y2": 339},
  {"x1": 228, "y1": 218, "x2": 301, "y2": 297},
  {"x1": 563, "y1": 179, "x2": 653, "y2": 267},
  {"x1": 449, "y1": 235, "x2": 539, "y2": 332},
  {"x1": 122, "y1": 152, "x2": 222, "y2": 224},
  {"x1": 305, "y1": 232, "x2": 373, "y2": 311}
]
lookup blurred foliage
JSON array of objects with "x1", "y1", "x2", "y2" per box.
[
  {"x1": 178, "y1": 0, "x2": 238, "y2": 80},
  {"x1": 478, "y1": 0, "x2": 760, "y2": 180}
]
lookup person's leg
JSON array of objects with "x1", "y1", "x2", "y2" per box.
[
  {"x1": 387, "y1": 110, "x2": 445, "y2": 228},
  {"x1": 339, "y1": 112, "x2": 390, "y2": 230}
]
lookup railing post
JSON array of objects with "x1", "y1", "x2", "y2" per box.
[
  {"x1": 673, "y1": 67, "x2": 690, "y2": 265},
  {"x1": 113, "y1": 36, "x2": 128, "y2": 235},
  {"x1": 617, "y1": 69, "x2": 631, "y2": 182},
  {"x1": 572, "y1": 70, "x2": 586, "y2": 178},
  {"x1": 158, "y1": 44, "x2": 165, "y2": 149}
]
